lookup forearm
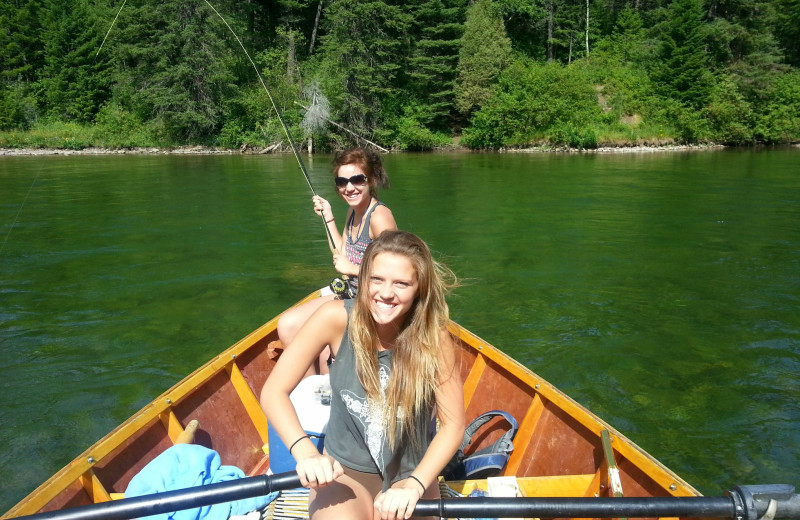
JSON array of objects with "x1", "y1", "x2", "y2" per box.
[{"x1": 408, "y1": 421, "x2": 463, "y2": 490}]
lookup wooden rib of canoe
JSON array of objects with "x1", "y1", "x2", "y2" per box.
[{"x1": 3, "y1": 292, "x2": 700, "y2": 519}]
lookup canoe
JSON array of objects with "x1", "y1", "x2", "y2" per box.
[{"x1": 3, "y1": 291, "x2": 700, "y2": 519}]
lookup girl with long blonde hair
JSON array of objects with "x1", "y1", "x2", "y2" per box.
[{"x1": 261, "y1": 231, "x2": 464, "y2": 520}]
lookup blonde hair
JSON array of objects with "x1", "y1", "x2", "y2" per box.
[{"x1": 349, "y1": 230, "x2": 457, "y2": 447}]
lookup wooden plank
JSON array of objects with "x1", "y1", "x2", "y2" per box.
[
  {"x1": 504, "y1": 393, "x2": 545, "y2": 476},
  {"x1": 226, "y1": 360, "x2": 270, "y2": 451},
  {"x1": 159, "y1": 409, "x2": 184, "y2": 444},
  {"x1": 448, "y1": 322, "x2": 698, "y2": 497},
  {"x1": 444, "y1": 474, "x2": 596, "y2": 497},
  {"x1": 461, "y1": 352, "x2": 486, "y2": 410},
  {"x1": 79, "y1": 471, "x2": 111, "y2": 503}
]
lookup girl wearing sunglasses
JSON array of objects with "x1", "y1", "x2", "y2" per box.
[{"x1": 277, "y1": 147, "x2": 397, "y2": 377}]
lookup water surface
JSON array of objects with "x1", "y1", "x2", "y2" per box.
[{"x1": 1, "y1": 149, "x2": 798, "y2": 510}]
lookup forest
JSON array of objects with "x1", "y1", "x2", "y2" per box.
[{"x1": 1, "y1": 0, "x2": 799, "y2": 151}]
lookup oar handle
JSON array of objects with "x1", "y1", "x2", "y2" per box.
[
  {"x1": 15, "y1": 472, "x2": 302, "y2": 520},
  {"x1": 413, "y1": 485, "x2": 800, "y2": 520},
  {"x1": 14, "y1": 480, "x2": 799, "y2": 520}
]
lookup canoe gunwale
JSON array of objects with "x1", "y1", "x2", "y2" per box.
[
  {"x1": 4, "y1": 291, "x2": 699, "y2": 518},
  {"x1": 448, "y1": 321, "x2": 699, "y2": 498}
]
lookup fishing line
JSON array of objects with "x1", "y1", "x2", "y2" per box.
[
  {"x1": 200, "y1": 0, "x2": 336, "y2": 249},
  {"x1": 0, "y1": 171, "x2": 40, "y2": 256},
  {"x1": 96, "y1": 0, "x2": 336, "y2": 250},
  {"x1": 96, "y1": 0, "x2": 127, "y2": 58}
]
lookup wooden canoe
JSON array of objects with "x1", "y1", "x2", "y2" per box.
[{"x1": 2, "y1": 292, "x2": 700, "y2": 519}]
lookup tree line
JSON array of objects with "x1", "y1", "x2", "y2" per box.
[{"x1": 1, "y1": 0, "x2": 798, "y2": 151}]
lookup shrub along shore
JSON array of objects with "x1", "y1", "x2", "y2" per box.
[{"x1": 0, "y1": 143, "x2": 738, "y2": 157}]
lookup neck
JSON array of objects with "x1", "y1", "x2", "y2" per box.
[
  {"x1": 353, "y1": 196, "x2": 374, "y2": 217},
  {"x1": 375, "y1": 323, "x2": 401, "y2": 350}
]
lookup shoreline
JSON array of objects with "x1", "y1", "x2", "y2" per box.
[{"x1": 3, "y1": 143, "x2": 797, "y2": 156}]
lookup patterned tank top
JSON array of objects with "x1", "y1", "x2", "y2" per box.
[{"x1": 343, "y1": 201, "x2": 385, "y2": 288}]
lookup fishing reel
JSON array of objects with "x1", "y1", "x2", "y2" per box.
[{"x1": 329, "y1": 275, "x2": 357, "y2": 300}]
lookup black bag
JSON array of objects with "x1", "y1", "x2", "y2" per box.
[{"x1": 442, "y1": 410, "x2": 519, "y2": 480}]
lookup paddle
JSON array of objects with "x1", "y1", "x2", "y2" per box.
[{"x1": 14, "y1": 474, "x2": 799, "y2": 520}]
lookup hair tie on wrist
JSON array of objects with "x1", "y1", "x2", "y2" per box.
[
  {"x1": 288, "y1": 434, "x2": 311, "y2": 455},
  {"x1": 325, "y1": 218, "x2": 334, "y2": 223},
  {"x1": 408, "y1": 475, "x2": 426, "y2": 494}
]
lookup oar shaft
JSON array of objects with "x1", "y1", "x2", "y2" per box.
[
  {"x1": 412, "y1": 487, "x2": 800, "y2": 520},
  {"x1": 415, "y1": 496, "x2": 734, "y2": 518},
  {"x1": 14, "y1": 481, "x2": 799, "y2": 520},
  {"x1": 17, "y1": 473, "x2": 302, "y2": 520}
]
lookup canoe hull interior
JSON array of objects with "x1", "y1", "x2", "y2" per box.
[{"x1": 3, "y1": 294, "x2": 699, "y2": 519}]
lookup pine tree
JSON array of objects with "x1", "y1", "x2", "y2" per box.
[
  {"x1": 0, "y1": 0, "x2": 45, "y2": 84},
  {"x1": 455, "y1": 0, "x2": 511, "y2": 115},
  {"x1": 774, "y1": 0, "x2": 800, "y2": 65},
  {"x1": 403, "y1": 0, "x2": 468, "y2": 128},
  {"x1": 108, "y1": 0, "x2": 238, "y2": 142},
  {"x1": 652, "y1": 0, "x2": 713, "y2": 108},
  {"x1": 38, "y1": 0, "x2": 112, "y2": 123},
  {"x1": 315, "y1": 0, "x2": 412, "y2": 134}
]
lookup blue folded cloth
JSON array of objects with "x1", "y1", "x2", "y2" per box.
[
  {"x1": 125, "y1": 444, "x2": 277, "y2": 520},
  {"x1": 467, "y1": 488, "x2": 497, "y2": 520}
]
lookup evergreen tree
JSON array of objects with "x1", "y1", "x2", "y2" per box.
[
  {"x1": 495, "y1": 0, "x2": 548, "y2": 58},
  {"x1": 0, "y1": 0, "x2": 45, "y2": 84},
  {"x1": 108, "y1": 0, "x2": 238, "y2": 142},
  {"x1": 774, "y1": 0, "x2": 800, "y2": 65},
  {"x1": 315, "y1": 0, "x2": 412, "y2": 135},
  {"x1": 651, "y1": 0, "x2": 713, "y2": 108},
  {"x1": 0, "y1": 0, "x2": 45, "y2": 128},
  {"x1": 455, "y1": 0, "x2": 511, "y2": 115},
  {"x1": 38, "y1": 0, "x2": 112, "y2": 123},
  {"x1": 403, "y1": 0, "x2": 467, "y2": 128},
  {"x1": 594, "y1": 7, "x2": 647, "y2": 64}
]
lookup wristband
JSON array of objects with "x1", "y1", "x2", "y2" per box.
[
  {"x1": 288, "y1": 434, "x2": 310, "y2": 455},
  {"x1": 408, "y1": 475, "x2": 426, "y2": 494}
]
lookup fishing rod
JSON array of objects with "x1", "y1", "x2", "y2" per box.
[
  {"x1": 97, "y1": 0, "x2": 337, "y2": 251},
  {"x1": 11, "y1": 472, "x2": 800, "y2": 520},
  {"x1": 201, "y1": 1, "x2": 338, "y2": 251}
]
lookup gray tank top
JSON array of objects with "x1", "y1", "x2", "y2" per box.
[{"x1": 325, "y1": 300, "x2": 431, "y2": 490}]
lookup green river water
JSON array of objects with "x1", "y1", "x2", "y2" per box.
[{"x1": 1, "y1": 149, "x2": 798, "y2": 511}]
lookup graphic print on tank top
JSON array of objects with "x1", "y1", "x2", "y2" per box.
[{"x1": 339, "y1": 361, "x2": 390, "y2": 474}]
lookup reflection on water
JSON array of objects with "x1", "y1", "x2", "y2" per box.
[{"x1": 1, "y1": 149, "x2": 798, "y2": 509}]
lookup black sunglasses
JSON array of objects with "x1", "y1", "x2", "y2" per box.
[{"x1": 334, "y1": 174, "x2": 368, "y2": 188}]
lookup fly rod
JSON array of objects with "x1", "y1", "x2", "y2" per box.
[
  {"x1": 97, "y1": 0, "x2": 337, "y2": 250},
  {"x1": 201, "y1": 0, "x2": 337, "y2": 250}
]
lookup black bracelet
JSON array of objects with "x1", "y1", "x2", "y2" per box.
[
  {"x1": 288, "y1": 434, "x2": 310, "y2": 455},
  {"x1": 408, "y1": 475, "x2": 426, "y2": 494}
]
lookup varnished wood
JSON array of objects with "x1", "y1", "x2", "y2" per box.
[{"x1": 3, "y1": 292, "x2": 699, "y2": 519}]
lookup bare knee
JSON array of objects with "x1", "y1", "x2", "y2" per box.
[{"x1": 277, "y1": 309, "x2": 303, "y2": 345}]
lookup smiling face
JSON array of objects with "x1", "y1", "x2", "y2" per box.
[
  {"x1": 366, "y1": 252, "x2": 419, "y2": 330},
  {"x1": 335, "y1": 163, "x2": 371, "y2": 208}
]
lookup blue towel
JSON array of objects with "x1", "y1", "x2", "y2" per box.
[{"x1": 125, "y1": 444, "x2": 277, "y2": 520}]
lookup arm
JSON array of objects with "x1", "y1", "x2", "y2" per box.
[
  {"x1": 368, "y1": 204, "x2": 397, "y2": 238},
  {"x1": 260, "y1": 301, "x2": 347, "y2": 487},
  {"x1": 374, "y1": 331, "x2": 465, "y2": 520},
  {"x1": 313, "y1": 195, "x2": 344, "y2": 253}
]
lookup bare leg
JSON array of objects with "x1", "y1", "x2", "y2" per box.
[
  {"x1": 277, "y1": 294, "x2": 336, "y2": 377},
  {"x1": 309, "y1": 467, "x2": 380, "y2": 520},
  {"x1": 309, "y1": 467, "x2": 439, "y2": 520}
]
